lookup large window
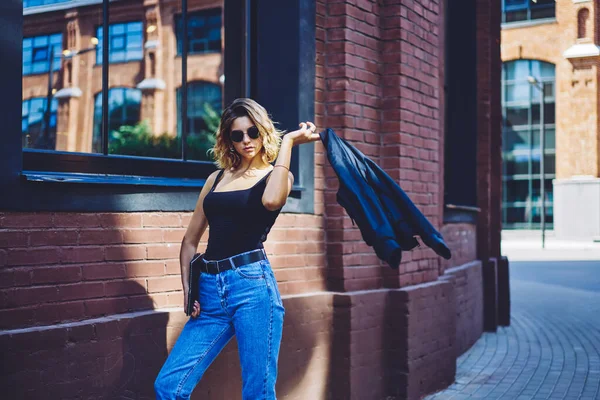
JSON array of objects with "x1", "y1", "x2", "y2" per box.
[
  {"x1": 22, "y1": 33, "x2": 62, "y2": 75},
  {"x1": 502, "y1": 60, "x2": 556, "y2": 229},
  {"x1": 502, "y1": 0, "x2": 555, "y2": 24},
  {"x1": 22, "y1": 97, "x2": 58, "y2": 150},
  {"x1": 96, "y1": 22, "x2": 144, "y2": 64},
  {"x1": 92, "y1": 88, "x2": 142, "y2": 154},
  {"x1": 176, "y1": 9, "x2": 222, "y2": 55},
  {"x1": 5, "y1": 0, "x2": 315, "y2": 212}
]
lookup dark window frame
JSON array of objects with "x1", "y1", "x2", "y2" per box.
[{"x1": 1, "y1": 0, "x2": 315, "y2": 213}]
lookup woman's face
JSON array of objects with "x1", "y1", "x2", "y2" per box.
[{"x1": 230, "y1": 116, "x2": 263, "y2": 162}]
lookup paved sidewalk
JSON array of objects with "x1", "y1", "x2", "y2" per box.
[
  {"x1": 501, "y1": 230, "x2": 600, "y2": 261},
  {"x1": 425, "y1": 257, "x2": 600, "y2": 400}
]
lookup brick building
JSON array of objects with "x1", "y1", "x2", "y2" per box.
[
  {"x1": 501, "y1": 0, "x2": 600, "y2": 239},
  {"x1": 1, "y1": 0, "x2": 506, "y2": 399}
]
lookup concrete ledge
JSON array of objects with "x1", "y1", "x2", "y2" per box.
[
  {"x1": 444, "y1": 261, "x2": 484, "y2": 356},
  {"x1": 0, "y1": 277, "x2": 486, "y2": 399}
]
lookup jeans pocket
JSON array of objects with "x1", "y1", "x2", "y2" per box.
[
  {"x1": 267, "y1": 269, "x2": 284, "y2": 309},
  {"x1": 234, "y1": 260, "x2": 265, "y2": 280}
]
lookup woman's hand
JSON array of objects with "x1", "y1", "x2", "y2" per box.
[
  {"x1": 284, "y1": 122, "x2": 320, "y2": 146},
  {"x1": 183, "y1": 286, "x2": 201, "y2": 318}
]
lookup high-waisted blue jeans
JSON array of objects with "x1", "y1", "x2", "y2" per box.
[{"x1": 154, "y1": 255, "x2": 285, "y2": 400}]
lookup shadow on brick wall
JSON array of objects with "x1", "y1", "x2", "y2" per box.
[
  {"x1": 0, "y1": 210, "x2": 330, "y2": 398},
  {"x1": 0, "y1": 211, "x2": 169, "y2": 399}
]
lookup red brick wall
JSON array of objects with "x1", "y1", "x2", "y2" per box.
[
  {"x1": 443, "y1": 261, "x2": 484, "y2": 356},
  {"x1": 0, "y1": 212, "x2": 326, "y2": 330},
  {"x1": 0, "y1": 294, "x2": 337, "y2": 399},
  {"x1": 386, "y1": 281, "x2": 457, "y2": 399},
  {"x1": 1, "y1": 268, "x2": 489, "y2": 399},
  {"x1": 440, "y1": 223, "x2": 478, "y2": 274},
  {"x1": 318, "y1": 0, "x2": 445, "y2": 294}
]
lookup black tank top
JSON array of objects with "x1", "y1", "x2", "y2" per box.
[{"x1": 202, "y1": 169, "x2": 282, "y2": 260}]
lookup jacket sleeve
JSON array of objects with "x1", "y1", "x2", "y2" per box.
[
  {"x1": 321, "y1": 128, "x2": 405, "y2": 268},
  {"x1": 364, "y1": 157, "x2": 452, "y2": 260},
  {"x1": 337, "y1": 186, "x2": 403, "y2": 269}
]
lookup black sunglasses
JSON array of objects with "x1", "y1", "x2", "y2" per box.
[{"x1": 230, "y1": 126, "x2": 260, "y2": 143}]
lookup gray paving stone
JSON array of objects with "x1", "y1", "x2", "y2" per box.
[{"x1": 424, "y1": 259, "x2": 600, "y2": 400}]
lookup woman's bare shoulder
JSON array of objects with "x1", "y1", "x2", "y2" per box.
[{"x1": 204, "y1": 169, "x2": 224, "y2": 189}]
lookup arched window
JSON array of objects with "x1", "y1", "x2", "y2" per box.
[
  {"x1": 502, "y1": 60, "x2": 556, "y2": 229},
  {"x1": 177, "y1": 81, "x2": 222, "y2": 136},
  {"x1": 92, "y1": 88, "x2": 141, "y2": 153},
  {"x1": 22, "y1": 97, "x2": 58, "y2": 149},
  {"x1": 578, "y1": 8, "x2": 589, "y2": 39},
  {"x1": 176, "y1": 81, "x2": 222, "y2": 160}
]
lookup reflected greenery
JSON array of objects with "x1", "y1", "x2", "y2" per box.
[{"x1": 109, "y1": 103, "x2": 220, "y2": 161}]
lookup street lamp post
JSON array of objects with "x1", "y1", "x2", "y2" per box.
[
  {"x1": 527, "y1": 75, "x2": 546, "y2": 249},
  {"x1": 42, "y1": 44, "x2": 57, "y2": 149}
]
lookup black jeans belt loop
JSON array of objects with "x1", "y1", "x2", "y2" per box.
[{"x1": 201, "y1": 249, "x2": 267, "y2": 274}]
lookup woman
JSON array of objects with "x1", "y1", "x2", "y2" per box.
[{"x1": 154, "y1": 98, "x2": 320, "y2": 400}]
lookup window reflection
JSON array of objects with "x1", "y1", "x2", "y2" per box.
[
  {"x1": 92, "y1": 88, "x2": 142, "y2": 154},
  {"x1": 176, "y1": 9, "x2": 222, "y2": 55},
  {"x1": 177, "y1": 81, "x2": 222, "y2": 161},
  {"x1": 22, "y1": 0, "x2": 225, "y2": 158},
  {"x1": 24, "y1": 0, "x2": 69, "y2": 8},
  {"x1": 22, "y1": 97, "x2": 58, "y2": 149},
  {"x1": 23, "y1": 33, "x2": 62, "y2": 75},
  {"x1": 96, "y1": 22, "x2": 144, "y2": 64},
  {"x1": 502, "y1": 60, "x2": 556, "y2": 228}
]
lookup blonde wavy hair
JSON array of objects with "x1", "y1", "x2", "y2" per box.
[{"x1": 210, "y1": 98, "x2": 284, "y2": 170}]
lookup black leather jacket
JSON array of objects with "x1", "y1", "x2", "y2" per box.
[{"x1": 320, "y1": 128, "x2": 451, "y2": 269}]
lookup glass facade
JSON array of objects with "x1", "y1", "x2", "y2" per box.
[{"x1": 502, "y1": 60, "x2": 556, "y2": 229}]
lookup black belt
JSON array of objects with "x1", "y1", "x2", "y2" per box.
[{"x1": 199, "y1": 249, "x2": 267, "y2": 274}]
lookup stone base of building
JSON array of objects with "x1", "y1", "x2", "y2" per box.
[
  {"x1": 0, "y1": 261, "x2": 483, "y2": 400},
  {"x1": 554, "y1": 177, "x2": 600, "y2": 240}
]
